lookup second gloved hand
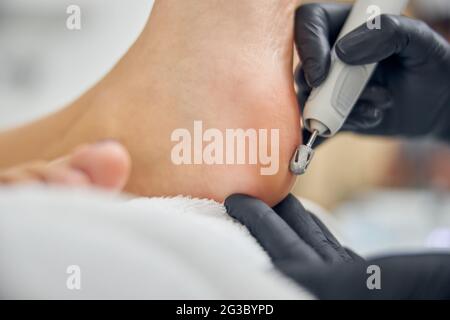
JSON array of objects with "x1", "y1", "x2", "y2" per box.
[
  {"x1": 295, "y1": 3, "x2": 450, "y2": 143},
  {"x1": 225, "y1": 193, "x2": 365, "y2": 298},
  {"x1": 225, "y1": 194, "x2": 450, "y2": 299}
]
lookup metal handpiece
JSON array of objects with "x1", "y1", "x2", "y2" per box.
[{"x1": 289, "y1": 130, "x2": 319, "y2": 175}]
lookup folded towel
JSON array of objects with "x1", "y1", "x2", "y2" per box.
[{"x1": 0, "y1": 185, "x2": 312, "y2": 299}]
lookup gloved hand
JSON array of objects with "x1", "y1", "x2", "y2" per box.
[
  {"x1": 225, "y1": 193, "x2": 364, "y2": 298},
  {"x1": 225, "y1": 193, "x2": 450, "y2": 299},
  {"x1": 294, "y1": 3, "x2": 450, "y2": 144}
]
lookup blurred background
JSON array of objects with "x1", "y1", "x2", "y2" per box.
[{"x1": 0, "y1": 0, "x2": 449, "y2": 256}]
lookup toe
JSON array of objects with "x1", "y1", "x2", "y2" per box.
[{"x1": 69, "y1": 140, "x2": 131, "y2": 191}]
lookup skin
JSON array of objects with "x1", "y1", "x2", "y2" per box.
[
  {"x1": 0, "y1": 0, "x2": 302, "y2": 206},
  {"x1": 0, "y1": 141, "x2": 130, "y2": 191}
]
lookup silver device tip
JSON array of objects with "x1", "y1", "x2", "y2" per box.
[{"x1": 289, "y1": 130, "x2": 319, "y2": 175}]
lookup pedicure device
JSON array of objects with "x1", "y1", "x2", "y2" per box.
[{"x1": 290, "y1": 0, "x2": 408, "y2": 175}]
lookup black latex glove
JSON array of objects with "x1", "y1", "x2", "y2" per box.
[
  {"x1": 225, "y1": 194, "x2": 450, "y2": 299},
  {"x1": 225, "y1": 193, "x2": 364, "y2": 298},
  {"x1": 294, "y1": 3, "x2": 450, "y2": 145}
]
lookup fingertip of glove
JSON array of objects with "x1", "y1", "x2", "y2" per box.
[
  {"x1": 224, "y1": 194, "x2": 275, "y2": 224},
  {"x1": 302, "y1": 58, "x2": 328, "y2": 88},
  {"x1": 224, "y1": 194, "x2": 252, "y2": 215},
  {"x1": 335, "y1": 40, "x2": 351, "y2": 63},
  {"x1": 305, "y1": 72, "x2": 326, "y2": 88},
  {"x1": 335, "y1": 28, "x2": 367, "y2": 64}
]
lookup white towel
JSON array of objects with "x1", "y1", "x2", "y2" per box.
[{"x1": 0, "y1": 185, "x2": 312, "y2": 299}]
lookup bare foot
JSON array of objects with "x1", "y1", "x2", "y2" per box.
[
  {"x1": 0, "y1": 0, "x2": 301, "y2": 206},
  {"x1": 0, "y1": 141, "x2": 130, "y2": 191},
  {"x1": 85, "y1": 0, "x2": 301, "y2": 205}
]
